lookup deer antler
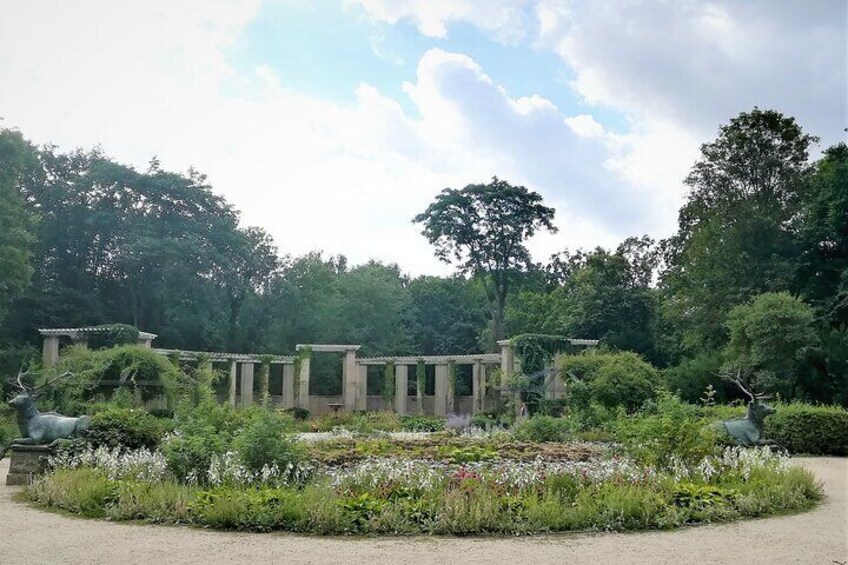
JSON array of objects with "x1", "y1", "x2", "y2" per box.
[
  {"x1": 16, "y1": 364, "x2": 31, "y2": 391},
  {"x1": 721, "y1": 367, "x2": 755, "y2": 403},
  {"x1": 31, "y1": 371, "x2": 75, "y2": 393}
]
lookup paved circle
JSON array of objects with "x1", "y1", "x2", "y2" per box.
[{"x1": 1, "y1": 457, "x2": 845, "y2": 564}]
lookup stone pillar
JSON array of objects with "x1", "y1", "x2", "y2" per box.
[
  {"x1": 42, "y1": 336, "x2": 60, "y2": 368},
  {"x1": 395, "y1": 364, "x2": 408, "y2": 415},
  {"x1": 472, "y1": 360, "x2": 484, "y2": 414},
  {"x1": 297, "y1": 357, "x2": 310, "y2": 410},
  {"x1": 356, "y1": 364, "x2": 367, "y2": 411},
  {"x1": 136, "y1": 338, "x2": 153, "y2": 348},
  {"x1": 240, "y1": 362, "x2": 254, "y2": 408},
  {"x1": 282, "y1": 364, "x2": 295, "y2": 409},
  {"x1": 228, "y1": 360, "x2": 237, "y2": 407},
  {"x1": 344, "y1": 349, "x2": 357, "y2": 411},
  {"x1": 434, "y1": 363, "x2": 448, "y2": 416}
]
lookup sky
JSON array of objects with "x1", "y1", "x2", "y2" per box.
[{"x1": 1, "y1": 0, "x2": 845, "y2": 276}]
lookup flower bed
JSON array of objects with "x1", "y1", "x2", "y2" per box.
[{"x1": 26, "y1": 441, "x2": 821, "y2": 535}]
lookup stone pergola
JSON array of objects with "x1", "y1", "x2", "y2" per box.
[
  {"x1": 40, "y1": 327, "x2": 157, "y2": 367},
  {"x1": 39, "y1": 325, "x2": 598, "y2": 416}
]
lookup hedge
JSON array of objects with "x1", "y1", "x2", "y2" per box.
[{"x1": 701, "y1": 403, "x2": 848, "y2": 456}]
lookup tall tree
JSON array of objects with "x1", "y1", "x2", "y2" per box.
[
  {"x1": 799, "y1": 143, "x2": 848, "y2": 325},
  {"x1": 414, "y1": 177, "x2": 556, "y2": 348},
  {"x1": 0, "y1": 129, "x2": 36, "y2": 325},
  {"x1": 661, "y1": 108, "x2": 817, "y2": 354}
]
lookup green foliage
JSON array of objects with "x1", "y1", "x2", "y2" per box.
[
  {"x1": 382, "y1": 362, "x2": 395, "y2": 409},
  {"x1": 613, "y1": 391, "x2": 718, "y2": 467},
  {"x1": 161, "y1": 422, "x2": 227, "y2": 483},
  {"x1": 232, "y1": 410, "x2": 303, "y2": 474},
  {"x1": 86, "y1": 407, "x2": 165, "y2": 451},
  {"x1": 414, "y1": 177, "x2": 557, "y2": 344},
  {"x1": 560, "y1": 351, "x2": 660, "y2": 412},
  {"x1": 725, "y1": 292, "x2": 817, "y2": 398},
  {"x1": 764, "y1": 403, "x2": 848, "y2": 455},
  {"x1": 283, "y1": 407, "x2": 310, "y2": 421},
  {"x1": 29, "y1": 461, "x2": 822, "y2": 534},
  {"x1": 83, "y1": 324, "x2": 141, "y2": 349},
  {"x1": 45, "y1": 345, "x2": 183, "y2": 414},
  {"x1": 400, "y1": 415, "x2": 444, "y2": 432},
  {"x1": 663, "y1": 351, "x2": 727, "y2": 403},
  {"x1": 28, "y1": 468, "x2": 117, "y2": 518},
  {"x1": 512, "y1": 334, "x2": 573, "y2": 374},
  {"x1": 0, "y1": 129, "x2": 36, "y2": 326},
  {"x1": 662, "y1": 108, "x2": 816, "y2": 353},
  {"x1": 513, "y1": 416, "x2": 572, "y2": 443}
]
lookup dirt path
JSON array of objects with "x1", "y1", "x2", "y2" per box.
[{"x1": 1, "y1": 457, "x2": 845, "y2": 565}]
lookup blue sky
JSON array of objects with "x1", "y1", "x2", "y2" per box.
[{"x1": 1, "y1": 0, "x2": 845, "y2": 275}]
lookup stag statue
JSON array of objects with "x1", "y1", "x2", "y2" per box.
[
  {"x1": 717, "y1": 369, "x2": 777, "y2": 447},
  {"x1": 0, "y1": 367, "x2": 90, "y2": 460}
]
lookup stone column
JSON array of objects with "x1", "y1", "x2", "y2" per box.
[
  {"x1": 228, "y1": 360, "x2": 237, "y2": 407},
  {"x1": 344, "y1": 349, "x2": 357, "y2": 411},
  {"x1": 356, "y1": 364, "x2": 367, "y2": 411},
  {"x1": 240, "y1": 362, "x2": 254, "y2": 408},
  {"x1": 42, "y1": 336, "x2": 60, "y2": 368},
  {"x1": 297, "y1": 357, "x2": 310, "y2": 410},
  {"x1": 282, "y1": 364, "x2": 295, "y2": 409},
  {"x1": 395, "y1": 364, "x2": 408, "y2": 415},
  {"x1": 136, "y1": 337, "x2": 153, "y2": 348},
  {"x1": 434, "y1": 363, "x2": 448, "y2": 416},
  {"x1": 472, "y1": 360, "x2": 484, "y2": 414}
]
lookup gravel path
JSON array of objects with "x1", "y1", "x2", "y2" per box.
[{"x1": 1, "y1": 457, "x2": 845, "y2": 565}]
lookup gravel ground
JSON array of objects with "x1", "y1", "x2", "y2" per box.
[{"x1": 1, "y1": 457, "x2": 845, "y2": 565}]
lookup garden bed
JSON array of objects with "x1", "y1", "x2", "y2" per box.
[{"x1": 26, "y1": 438, "x2": 822, "y2": 535}]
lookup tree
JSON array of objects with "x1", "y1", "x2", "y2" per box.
[
  {"x1": 799, "y1": 143, "x2": 848, "y2": 325},
  {"x1": 406, "y1": 275, "x2": 488, "y2": 354},
  {"x1": 0, "y1": 129, "x2": 36, "y2": 325},
  {"x1": 414, "y1": 177, "x2": 556, "y2": 349},
  {"x1": 725, "y1": 292, "x2": 817, "y2": 399},
  {"x1": 661, "y1": 108, "x2": 817, "y2": 353}
]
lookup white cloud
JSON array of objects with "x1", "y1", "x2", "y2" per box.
[
  {"x1": 348, "y1": 0, "x2": 533, "y2": 42},
  {"x1": 5, "y1": 0, "x2": 836, "y2": 280}
]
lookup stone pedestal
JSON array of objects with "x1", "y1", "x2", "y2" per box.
[{"x1": 6, "y1": 444, "x2": 53, "y2": 486}]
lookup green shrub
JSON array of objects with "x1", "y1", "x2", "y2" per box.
[
  {"x1": 764, "y1": 403, "x2": 848, "y2": 455},
  {"x1": 400, "y1": 415, "x2": 444, "y2": 432},
  {"x1": 559, "y1": 351, "x2": 660, "y2": 412},
  {"x1": 283, "y1": 407, "x2": 310, "y2": 421},
  {"x1": 613, "y1": 391, "x2": 718, "y2": 467},
  {"x1": 161, "y1": 421, "x2": 227, "y2": 483},
  {"x1": 47, "y1": 345, "x2": 183, "y2": 413},
  {"x1": 513, "y1": 415, "x2": 572, "y2": 442},
  {"x1": 86, "y1": 407, "x2": 164, "y2": 451},
  {"x1": 233, "y1": 410, "x2": 304, "y2": 473}
]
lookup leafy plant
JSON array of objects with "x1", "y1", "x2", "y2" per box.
[
  {"x1": 86, "y1": 407, "x2": 165, "y2": 451},
  {"x1": 232, "y1": 410, "x2": 304, "y2": 474}
]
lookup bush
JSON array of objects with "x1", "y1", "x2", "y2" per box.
[
  {"x1": 764, "y1": 403, "x2": 848, "y2": 455},
  {"x1": 47, "y1": 345, "x2": 183, "y2": 413},
  {"x1": 283, "y1": 407, "x2": 310, "y2": 421},
  {"x1": 513, "y1": 416, "x2": 572, "y2": 442},
  {"x1": 559, "y1": 351, "x2": 660, "y2": 412},
  {"x1": 400, "y1": 415, "x2": 444, "y2": 432},
  {"x1": 86, "y1": 407, "x2": 164, "y2": 451},
  {"x1": 233, "y1": 410, "x2": 303, "y2": 473},
  {"x1": 161, "y1": 422, "x2": 227, "y2": 483},
  {"x1": 613, "y1": 391, "x2": 718, "y2": 467}
]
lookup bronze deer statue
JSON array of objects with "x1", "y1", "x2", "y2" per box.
[
  {"x1": 717, "y1": 369, "x2": 778, "y2": 448},
  {"x1": 0, "y1": 367, "x2": 90, "y2": 460}
]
